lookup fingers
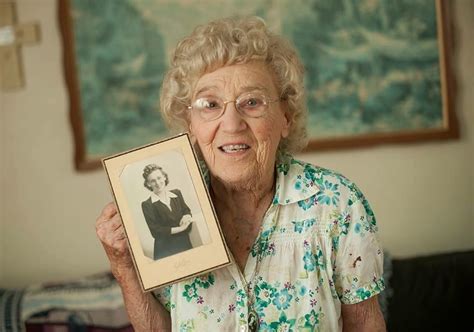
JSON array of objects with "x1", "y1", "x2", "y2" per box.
[
  {"x1": 97, "y1": 215, "x2": 125, "y2": 244},
  {"x1": 97, "y1": 202, "x2": 117, "y2": 223},
  {"x1": 96, "y1": 202, "x2": 120, "y2": 231},
  {"x1": 96, "y1": 203, "x2": 128, "y2": 253},
  {"x1": 109, "y1": 213, "x2": 124, "y2": 232},
  {"x1": 95, "y1": 204, "x2": 134, "y2": 277}
]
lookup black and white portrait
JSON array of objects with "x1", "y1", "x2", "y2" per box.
[
  {"x1": 119, "y1": 149, "x2": 210, "y2": 261},
  {"x1": 103, "y1": 134, "x2": 230, "y2": 290}
]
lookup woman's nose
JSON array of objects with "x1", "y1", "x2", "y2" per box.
[{"x1": 219, "y1": 102, "x2": 247, "y2": 132}]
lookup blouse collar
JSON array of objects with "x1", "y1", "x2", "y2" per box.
[
  {"x1": 272, "y1": 153, "x2": 321, "y2": 206},
  {"x1": 150, "y1": 190, "x2": 178, "y2": 203}
]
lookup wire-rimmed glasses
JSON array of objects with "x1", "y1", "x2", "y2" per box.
[{"x1": 187, "y1": 92, "x2": 280, "y2": 121}]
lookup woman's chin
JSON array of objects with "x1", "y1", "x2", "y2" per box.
[{"x1": 208, "y1": 158, "x2": 273, "y2": 191}]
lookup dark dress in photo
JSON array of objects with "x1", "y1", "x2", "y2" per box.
[{"x1": 141, "y1": 189, "x2": 193, "y2": 260}]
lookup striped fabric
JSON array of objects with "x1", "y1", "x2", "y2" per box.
[
  {"x1": 0, "y1": 288, "x2": 25, "y2": 332},
  {"x1": 0, "y1": 272, "x2": 128, "y2": 331},
  {"x1": 22, "y1": 272, "x2": 124, "y2": 322}
]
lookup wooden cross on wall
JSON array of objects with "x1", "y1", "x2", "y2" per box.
[{"x1": 0, "y1": 0, "x2": 41, "y2": 90}]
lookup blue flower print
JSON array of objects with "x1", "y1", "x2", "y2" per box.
[
  {"x1": 273, "y1": 288, "x2": 293, "y2": 310},
  {"x1": 303, "y1": 250, "x2": 317, "y2": 272},
  {"x1": 299, "y1": 285, "x2": 307, "y2": 296},
  {"x1": 235, "y1": 289, "x2": 246, "y2": 307},
  {"x1": 303, "y1": 309, "x2": 320, "y2": 328},
  {"x1": 269, "y1": 311, "x2": 296, "y2": 332},
  {"x1": 292, "y1": 218, "x2": 316, "y2": 233},
  {"x1": 182, "y1": 283, "x2": 198, "y2": 302},
  {"x1": 277, "y1": 162, "x2": 290, "y2": 175},
  {"x1": 316, "y1": 180, "x2": 340, "y2": 206},
  {"x1": 303, "y1": 165, "x2": 317, "y2": 182},
  {"x1": 258, "y1": 322, "x2": 273, "y2": 332},
  {"x1": 255, "y1": 281, "x2": 277, "y2": 311},
  {"x1": 297, "y1": 195, "x2": 316, "y2": 211},
  {"x1": 303, "y1": 245, "x2": 325, "y2": 272},
  {"x1": 292, "y1": 221, "x2": 304, "y2": 234},
  {"x1": 272, "y1": 196, "x2": 280, "y2": 205},
  {"x1": 294, "y1": 181, "x2": 302, "y2": 190},
  {"x1": 251, "y1": 227, "x2": 276, "y2": 258},
  {"x1": 179, "y1": 319, "x2": 194, "y2": 332},
  {"x1": 155, "y1": 285, "x2": 171, "y2": 304},
  {"x1": 356, "y1": 288, "x2": 372, "y2": 301},
  {"x1": 354, "y1": 223, "x2": 361, "y2": 233},
  {"x1": 194, "y1": 273, "x2": 215, "y2": 289}
]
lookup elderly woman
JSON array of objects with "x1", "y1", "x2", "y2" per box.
[
  {"x1": 96, "y1": 17, "x2": 386, "y2": 331},
  {"x1": 141, "y1": 164, "x2": 193, "y2": 260}
]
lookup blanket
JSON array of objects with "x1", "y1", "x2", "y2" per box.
[
  {"x1": 1, "y1": 272, "x2": 129, "y2": 332},
  {"x1": 0, "y1": 289, "x2": 24, "y2": 332}
]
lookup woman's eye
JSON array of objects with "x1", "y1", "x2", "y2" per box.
[
  {"x1": 206, "y1": 101, "x2": 220, "y2": 109},
  {"x1": 240, "y1": 97, "x2": 264, "y2": 109},
  {"x1": 195, "y1": 98, "x2": 221, "y2": 110},
  {"x1": 247, "y1": 99, "x2": 258, "y2": 106}
]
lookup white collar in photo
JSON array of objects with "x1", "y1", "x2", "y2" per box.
[{"x1": 150, "y1": 190, "x2": 178, "y2": 204}]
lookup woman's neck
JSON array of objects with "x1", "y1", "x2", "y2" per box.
[
  {"x1": 153, "y1": 189, "x2": 167, "y2": 199},
  {"x1": 210, "y1": 171, "x2": 275, "y2": 220},
  {"x1": 210, "y1": 170, "x2": 276, "y2": 271}
]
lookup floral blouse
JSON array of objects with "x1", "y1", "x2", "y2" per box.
[{"x1": 153, "y1": 154, "x2": 385, "y2": 331}]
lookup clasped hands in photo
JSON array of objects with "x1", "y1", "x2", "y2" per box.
[{"x1": 177, "y1": 216, "x2": 193, "y2": 233}]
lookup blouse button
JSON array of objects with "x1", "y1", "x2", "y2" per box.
[{"x1": 239, "y1": 325, "x2": 247, "y2": 332}]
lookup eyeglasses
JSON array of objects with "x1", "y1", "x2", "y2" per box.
[{"x1": 187, "y1": 92, "x2": 280, "y2": 121}]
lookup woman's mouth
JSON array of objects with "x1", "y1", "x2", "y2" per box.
[{"x1": 218, "y1": 144, "x2": 250, "y2": 153}]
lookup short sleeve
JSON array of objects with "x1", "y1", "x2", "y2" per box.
[
  {"x1": 331, "y1": 181, "x2": 385, "y2": 304},
  {"x1": 152, "y1": 285, "x2": 173, "y2": 311}
]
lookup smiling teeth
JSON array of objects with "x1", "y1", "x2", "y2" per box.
[{"x1": 221, "y1": 144, "x2": 249, "y2": 153}]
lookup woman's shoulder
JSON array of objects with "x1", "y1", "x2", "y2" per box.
[
  {"x1": 141, "y1": 197, "x2": 153, "y2": 207},
  {"x1": 275, "y1": 153, "x2": 368, "y2": 208},
  {"x1": 276, "y1": 154, "x2": 378, "y2": 233},
  {"x1": 169, "y1": 188, "x2": 183, "y2": 198}
]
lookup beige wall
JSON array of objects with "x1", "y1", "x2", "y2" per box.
[
  {"x1": 0, "y1": 80, "x2": 4, "y2": 284},
  {"x1": 0, "y1": 0, "x2": 472, "y2": 288},
  {"x1": 464, "y1": 0, "x2": 474, "y2": 242}
]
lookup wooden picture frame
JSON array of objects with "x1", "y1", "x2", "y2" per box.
[
  {"x1": 59, "y1": 0, "x2": 458, "y2": 171},
  {"x1": 102, "y1": 133, "x2": 231, "y2": 292}
]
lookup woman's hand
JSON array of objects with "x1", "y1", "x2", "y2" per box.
[
  {"x1": 172, "y1": 220, "x2": 192, "y2": 234},
  {"x1": 96, "y1": 202, "x2": 172, "y2": 331},
  {"x1": 95, "y1": 202, "x2": 134, "y2": 282},
  {"x1": 182, "y1": 219, "x2": 193, "y2": 231},
  {"x1": 173, "y1": 216, "x2": 193, "y2": 234}
]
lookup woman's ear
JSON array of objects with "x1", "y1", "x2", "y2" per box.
[
  {"x1": 188, "y1": 127, "x2": 198, "y2": 146},
  {"x1": 281, "y1": 108, "x2": 291, "y2": 139}
]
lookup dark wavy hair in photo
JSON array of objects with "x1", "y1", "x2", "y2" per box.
[{"x1": 142, "y1": 164, "x2": 169, "y2": 191}]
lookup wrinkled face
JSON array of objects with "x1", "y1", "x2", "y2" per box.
[
  {"x1": 189, "y1": 61, "x2": 290, "y2": 190},
  {"x1": 146, "y1": 169, "x2": 167, "y2": 194}
]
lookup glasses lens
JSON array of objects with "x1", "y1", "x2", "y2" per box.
[
  {"x1": 193, "y1": 97, "x2": 223, "y2": 120},
  {"x1": 236, "y1": 94, "x2": 267, "y2": 117}
]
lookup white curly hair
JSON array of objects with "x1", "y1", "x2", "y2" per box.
[{"x1": 160, "y1": 16, "x2": 308, "y2": 153}]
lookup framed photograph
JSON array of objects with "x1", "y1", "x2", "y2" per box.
[
  {"x1": 102, "y1": 133, "x2": 231, "y2": 292},
  {"x1": 60, "y1": 0, "x2": 457, "y2": 170}
]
